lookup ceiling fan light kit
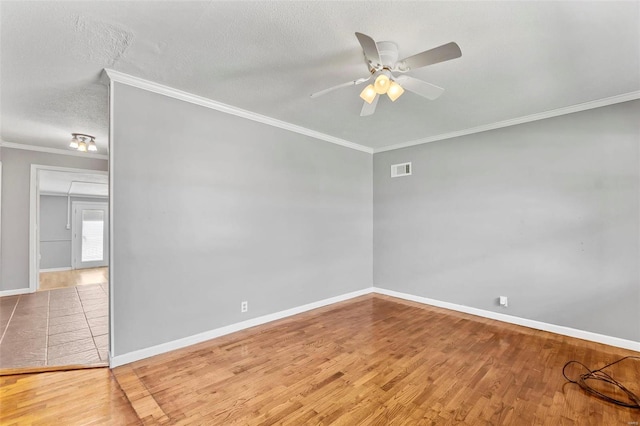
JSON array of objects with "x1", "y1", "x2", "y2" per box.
[
  {"x1": 70, "y1": 133, "x2": 97, "y2": 152},
  {"x1": 373, "y1": 72, "x2": 391, "y2": 94},
  {"x1": 360, "y1": 84, "x2": 377, "y2": 104},
  {"x1": 387, "y1": 81, "x2": 404, "y2": 102},
  {"x1": 361, "y1": 72, "x2": 405, "y2": 103},
  {"x1": 311, "y1": 32, "x2": 461, "y2": 116}
]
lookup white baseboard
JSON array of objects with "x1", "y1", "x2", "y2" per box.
[
  {"x1": 373, "y1": 287, "x2": 640, "y2": 352},
  {"x1": 109, "y1": 285, "x2": 639, "y2": 368},
  {"x1": 0, "y1": 288, "x2": 32, "y2": 297},
  {"x1": 40, "y1": 267, "x2": 72, "y2": 273},
  {"x1": 110, "y1": 287, "x2": 373, "y2": 367}
]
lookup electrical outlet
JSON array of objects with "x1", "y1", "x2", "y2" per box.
[
  {"x1": 241, "y1": 301, "x2": 248, "y2": 313},
  {"x1": 499, "y1": 296, "x2": 508, "y2": 307}
]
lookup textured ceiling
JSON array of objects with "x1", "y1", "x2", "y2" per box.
[
  {"x1": 1, "y1": 1, "x2": 638, "y2": 154},
  {"x1": 39, "y1": 170, "x2": 108, "y2": 196}
]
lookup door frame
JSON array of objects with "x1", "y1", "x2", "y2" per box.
[
  {"x1": 71, "y1": 201, "x2": 109, "y2": 270},
  {"x1": 29, "y1": 165, "x2": 109, "y2": 293},
  {"x1": 0, "y1": 161, "x2": 2, "y2": 291}
]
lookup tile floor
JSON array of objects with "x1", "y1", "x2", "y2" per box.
[{"x1": 0, "y1": 283, "x2": 108, "y2": 369}]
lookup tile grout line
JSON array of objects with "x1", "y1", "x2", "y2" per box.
[
  {"x1": 44, "y1": 290, "x2": 51, "y2": 365},
  {"x1": 77, "y1": 286, "x2": 101, "y2": 361},
  {"x1": 0, "y1": 296, "x2": 21, "y2": 346}
]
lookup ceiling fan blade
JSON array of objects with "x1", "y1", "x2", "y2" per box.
[
  {"x1": 360, "y1": 94, "x2": 379, "y2": 116},
  {"x1": 310, "y1": 76, "x2": 371, "y2": 98},
  {"x1": 395, "y1": 75, "x2": 444, "y2": 100},
  {"x1": 396, "y1": 42, "x2": 461, "y2": 72},
  {"x1": 355, "y1": 32, "x2": 381, "y2": 69}
]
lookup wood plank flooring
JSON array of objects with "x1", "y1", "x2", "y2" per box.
[
  {"x1": 39, "y1": 267, "x2": 108, "y2": 291},
  {"x1": 0, "y1": 368, "x2": 140, "y2": 425},
  {"x1": 1, "y1": 294, "x2": 639, "y2": 425}
]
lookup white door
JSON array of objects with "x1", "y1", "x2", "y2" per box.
[{"x1": 72, "y1": 202, "x2": 109, "y2": 269}]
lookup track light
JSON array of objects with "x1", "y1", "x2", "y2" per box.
[
  {"x1": 387, "y1": 81, "x2": 405, "y2": 102},
  {"x1": 69, "y1": 133, "x2": 96, "y2": 153},
  {"x1": 359, "y1": 84, "x2": 377, "y2": 104}
]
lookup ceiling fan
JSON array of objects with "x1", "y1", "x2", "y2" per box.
[{"x1": 311, "y1": 32, "x2": 462, "y2": 116}]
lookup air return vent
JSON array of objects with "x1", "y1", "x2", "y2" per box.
[{"x1": 391, "y1": 162, "x2": 412, "y2": 178}]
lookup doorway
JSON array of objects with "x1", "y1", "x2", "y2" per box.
[
  {"x1": 0, "y1": 165, "x2": 110, "y2": 371},
  {"x1": 72, "y1": 201, "x2": 109, "y2": 270}
]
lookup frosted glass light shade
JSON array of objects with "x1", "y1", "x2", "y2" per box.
[
  {"x1": 77, "y1": 139, "x2": 88, "y2": 152},
  {"x1": 359, "y1": 84, "x2": 377, "y2": 104},
  {"x1": 374, "y1": 74, "x2": 390, "y2": 94},
  {"x1": 69, "y1": 136, "x2": 79, "y2": 149},
  {"x1": 88, "y1": 140, "x2": 98, "y2": 152},
  {"x1": 387, "y1": 81, "x2": 405, "y2": 101}
]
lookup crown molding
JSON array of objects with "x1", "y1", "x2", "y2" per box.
[
  {"x1": 101, "y1": 68, "x2": 639, "y2": 155},
  {"x1": 374, "y1": 90, "x2": 640, "y2": 153},
  {"x1": 0, "y1": 140, "x2": 109, "y2": 160},
  {"x1": 102, "y1": 69, "x2": 374, "y2": 154}
]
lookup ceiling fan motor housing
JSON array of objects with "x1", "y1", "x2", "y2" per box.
[{"x1": 376, "y1": 41, "x2": 399, "y2": 68}]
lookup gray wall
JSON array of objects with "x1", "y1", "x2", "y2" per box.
[
  {"x1": 39, "y1": 195, "x2": 70, "y2": 270},
  {"x1": 112, "y1": 83, "x2": 373, "y2": 356},
  {"x1": 39, "y1": 195, "x2": 108, "y2": 269},
  {"x1": 0, "y1": 148, "x2": 107, "y2": 291},
  {"x1": 374, "y1": 100, "x2": 640, "y2": 342}
]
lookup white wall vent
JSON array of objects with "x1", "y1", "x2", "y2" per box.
[{"x1": 391, "y1": 162, "x2": 412, "y2": 178}]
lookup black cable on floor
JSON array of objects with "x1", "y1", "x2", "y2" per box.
[{"x1": 563, "y1": 356, "x2": 640, "y2": 409}]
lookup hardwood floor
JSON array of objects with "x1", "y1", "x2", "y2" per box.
[
  {"x1": 39, "y1": 267, "x2": 108, "y2": 291},
  {"x1": 1, "y1": 294, "x2": 639, "y2": 424},
  {"x1": 0, "y1": 368, "x2": 140, "y2": 425}
]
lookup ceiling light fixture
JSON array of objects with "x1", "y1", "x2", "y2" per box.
[
  {"x1": 374, "y1": 73, "x2": 391, "y2": 94},
  {"x1": 387, "y1": 81, "x2": 405, "y2": 102},
  {"x1": 69, "y1": 135, "x2": 79, "y2": 149},
  {"x1": 363, "y1": 70, "x2": 405, "y2": 103},
  {"x1": 70, "y1": 133, "x2": 97, "y2": 153},
  {"x1": 311, "y1": 32, "x2": 461, "y2": 116},
  {"x1": 359, "y1": 84, "x2": 377, "y2": 104}
]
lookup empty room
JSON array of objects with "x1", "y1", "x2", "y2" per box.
[{"x1": 1, "y1": 1, "x2": 639, "y2": 424}]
